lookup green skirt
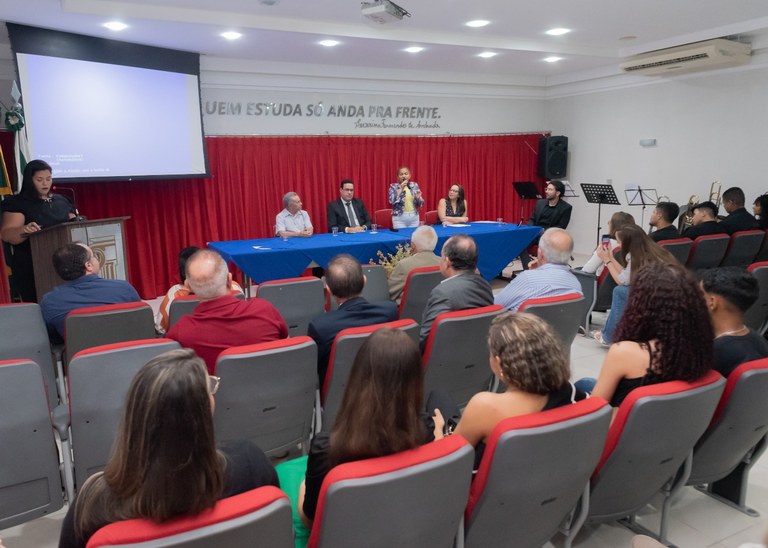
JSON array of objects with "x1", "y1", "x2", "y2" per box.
[{"x1": 275, "y1": 455, "x2": 311, "y2": 548}]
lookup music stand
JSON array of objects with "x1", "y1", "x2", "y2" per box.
[
  {"x1": 581, "y1": 183, "x2": 621, "y2": 246},
  {"x1": 561, "y1": 180, "x2": 578, "y2": 198},
  {"x1": 625, "y1": 185, "x2": 658, "y2": 227},
  {"x1": 512, "y1": 181, "x2": 541, "y2": 225}
]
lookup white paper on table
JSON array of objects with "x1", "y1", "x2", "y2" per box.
[{"x1": 445, "y1": 223, "x2": 471, "y2": 227}]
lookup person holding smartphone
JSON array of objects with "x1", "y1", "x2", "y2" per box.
[{"x1": 581, "y1": 211, "x2": 635, "y2": 276}]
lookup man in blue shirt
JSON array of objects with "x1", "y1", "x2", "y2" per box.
[
  {"x1": 495, "y1": 228, "x2": 582, "y2": 312},
  {"x1": 40, "y1": 242, "x2": 141, "y2": 339}
]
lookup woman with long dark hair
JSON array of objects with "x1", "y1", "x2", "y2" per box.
[
  {"x1": 298, "y1": 328, "x2": 427, "y2": 525},
  {"x1": 589, "y1": 262, "x2": 713, "y2": 407},
  {"x1": 1, "y1": 160, "x2": 76, "y2": 301},
  {"x1": 437, "y1": 183, "x2": 469, "y2": 225},
  {"x1": 59, "y1": 349, "x2": 278, "y2": 548},
  {"x1": 753, "y1": 194, "x2": 768, "y2": 230}
]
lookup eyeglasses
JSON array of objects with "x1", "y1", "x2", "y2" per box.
[{"x1": 208, "y1": 375, "x2": 221, "y2": 395}]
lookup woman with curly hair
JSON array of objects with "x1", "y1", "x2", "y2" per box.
[
  {"x1": 432, "y1": 312, "x2": 583, "y2": 457},
  {"x1": 589, "y1": 262, "x2": 713, "y2": 408}
]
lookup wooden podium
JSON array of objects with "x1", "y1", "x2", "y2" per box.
[{"x1": 28, "y1": 217, "x2": 130, "y2": 301}]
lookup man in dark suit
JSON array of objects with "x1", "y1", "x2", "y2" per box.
[
  {"x1": 683, "y1": 201, "x2": 728, "y2": 240},
  {"x1": 327, "y1": 179, "x2": 372, "y2": 233},
  {"x1": 521, "y1": 180, "x2": 572, "y2": 269},
  {"x1": 720, "y1": 187, "x2": 759, "y2": 234},
  {"x1": 419, "y1": 234, "x2": 494, "y2": 350},
  {"x1": 308, "y1": 254, "x2": 398, "y2": 384}
]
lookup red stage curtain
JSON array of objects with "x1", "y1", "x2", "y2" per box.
[
  {"x1": 47, "y1": 134, "x2": 544, "y2": 299},
  {"x1": 0, "y1": 131, "x2": 17, "y2": 303}
]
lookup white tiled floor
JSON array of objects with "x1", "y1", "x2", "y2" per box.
[{"x1": 3, "y1": 258, "x2": 768, "y2": 547}]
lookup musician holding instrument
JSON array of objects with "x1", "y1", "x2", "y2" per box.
[{"x1": 682, "y1": 201, "x2": 728, "y2": 240}]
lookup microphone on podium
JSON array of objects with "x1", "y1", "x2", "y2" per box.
[{"x1": 52, "y1": 185, "x2": 87, "y2": 221}]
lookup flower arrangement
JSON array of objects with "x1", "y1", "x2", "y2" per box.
[{"x1": 373, "y1": 243, "x2": 412, "y2": 275}]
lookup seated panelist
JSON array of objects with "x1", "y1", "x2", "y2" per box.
[
  {"x1": 327, "y1": 179, "x2": 372, "y2": 233},
  {"x1": 437, "y1": 183, "x2": 469, "y2": 225},
  {"x1": 276, "y1": 192, "x2": 313, "y2": 238}
]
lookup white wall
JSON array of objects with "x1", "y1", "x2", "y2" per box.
[{"x1": 546, "y1": 66, "x2": 768, "y2": 255}]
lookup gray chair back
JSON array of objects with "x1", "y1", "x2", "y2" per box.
[
  {"x1": 86, "y1": 486, "x2": 293, "y2": 548},
  {"x1": 686, "y1": 234, "x2": 730, "y2": 270},
  {"x1": 64, "y1": 302, "x2": 156, "y2": 365},
  {"x1": 464, "y1": 398, "x2": 612, "y2": 548},
  {"x1": 68, "y1": 339, "x2": 181, "y2": 489},
  {"x1": 572, "y1": 270, "x2": 597, "y2": 334},
  {"x1": 0, "y1": 359, "x2": 64, "y2": 529},
  {"x1": 213, "y1": 337, "x2": 318, "y2": 456},
  {"x1": 0, "y1": 303, "x2": 59, "y2": 407},
  {"x1": 321, "y1": 319, "x2": 418, "y2": 432},
  {"x1": 361, "y1": 264, "x2": 391, "y2": 302},
  {"x1": 658, "y1": 238, "x2": 693, "y2": 265},
  {"x1": 309, "y1": 437, "x2": 473, "y2": 548},
  {"x1": 422, "y1": 305, "x2": 504, "y2": 407},
  {"x1": 745, "y1": 262, "x2": 768, "y2": 334},
  {"x1": 256, "y1": 277, "x2": 325, "y2": 337},
  {"x1": 398, "y1": 266, "x2": 443, "y2": 322},
  {"x1": 721, "y1": 230, "x2": 765, "y2": 267},
  {"x1": 589, "y1": 371, "x2": 725, "y2": 520},
  {"x1": 519, "y1": 293, "x2": 585, "y2": 348},
  {"x1": 168, "y1": 296, "x2": 200, "y2": 328}
]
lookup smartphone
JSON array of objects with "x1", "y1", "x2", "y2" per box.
[{"x1": 601, "y1": 234, "x2": 611, "y2": 250}]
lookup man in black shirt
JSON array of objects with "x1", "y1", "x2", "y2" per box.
[
  {"x1": 683, "y1": 201, "x2": 728, "y2": 240},
  {"x1": 648, "y1": 201, "x2": 680, "y2": 242},
  {"x1": 521, "y1": 181, "x2": 572, "y2": 269},
  {"x1": 700, "y1": 267, "x2": 768, "y2": 377},
  {"x1": 721, "y1": 187, "x2": 759, "y2": 234}
]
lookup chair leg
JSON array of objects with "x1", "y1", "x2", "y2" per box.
[
  {"x1": 659, "y1": 453, "x2": 692, "y2": 545},
  {"x1": 562, "y1": 484, "x2": 590, "y2": 548},
  {"x1": 60, "y1": 436, "x2": 75, "y2": 503},
  {"x1": 313, "y1": 389, "x2": 323, "y2": 434}
]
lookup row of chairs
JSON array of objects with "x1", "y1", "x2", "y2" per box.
[
  {"x1": 75, "y1": 360, "x2": 768, "y2": 547},
  {"x1": 659, "y1": 229, "x2": 768, "y2": 270}
]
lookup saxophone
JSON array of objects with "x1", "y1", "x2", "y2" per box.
[{"x1": 678, "y1": 194, "x2": 699, "y2": 232}]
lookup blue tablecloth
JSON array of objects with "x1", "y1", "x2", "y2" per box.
[{"x1": 208, "y1": 223, "x2": 541, "y2": 283}]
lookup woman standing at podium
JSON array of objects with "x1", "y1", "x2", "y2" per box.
[{"x1": 1, "y1": 159, "x2": 75, "y2": 302}]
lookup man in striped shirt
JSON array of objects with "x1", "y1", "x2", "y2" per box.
[{"x1": 494, "y1": 228, "x2": 582, "y2": 312}]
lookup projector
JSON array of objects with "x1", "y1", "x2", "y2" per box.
[{"x1": 361, "y1": 0, "x2": 411, "y2": 24}]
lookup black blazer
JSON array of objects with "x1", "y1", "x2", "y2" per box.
[
  {"x1": 327, "y1": 198, "x2": 372, "y2": 232},
  {"x1": 529, "y1": 199, "x2": 572, "y2": 230}
]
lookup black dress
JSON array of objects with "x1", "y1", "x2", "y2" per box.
[{"x1": 1, "y1": 194, "x2": 74, "y2": 301}]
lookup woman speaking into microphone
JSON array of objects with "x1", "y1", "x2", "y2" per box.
[
  {"x1": 1, "y1": 159, "x2": 76, "y2": 302},
  {"x1": 388, "y1": 166, "x2": 424, "y2": 229}
]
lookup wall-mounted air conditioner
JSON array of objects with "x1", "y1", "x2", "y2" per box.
[{"x1": 621, "y1": 38, "x2": 751, "y2": 76}]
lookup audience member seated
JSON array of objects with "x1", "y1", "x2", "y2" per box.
[
  {"x1": 308, "y1": 254, "x2": 398, "y2": 384},
  {"x1": 166, "y1": 249, "x2": 287, "y2": 374},
  {"x1": 753, "y1": 194, "x2": 768, "y2": 230},
  {"x1": 720, "y1": 186, "x2": 759, "y2": 234},
  {"x1": 276, "y1": 192, "x2": 313, "y2": 238},
  {"x1": 419, "y1": 234, "x2": 493, "y2": 350},
  {"x1": 700, "y1": 267, "x2": 768, "y2": 377},
  {"x1": 388, "y1": 166, "x2": 424, "y2": 229},
  {"x1": 388, "y1": 225, "x2": 442, "y2": 304},
  {"x1": 40, "y1": 242, "x2": 141, "y2": 340},
  {"x1": 648, "y1": 201, "x2": 680, "y2": 242},
  {"x1": 58, "y1": 348, "x2": 279, "y2": 548},
  {"x1": 682, "y1": 201, "x2": 728, "y2": 240},
  {"x1": 327, "y1": 179, "x2": 372, "y2": 234},
  {"x1": 299, "y1": 328, "x2": 429, "y2": 526},
  {"x1": 431, "y1": 312, "x2": 585, "y2": 465},
  {"x1": 582, "y1": 211, "x2": 635, "y2": 275},
  {"x1": 579, "y1": 262, "x2": 713, "y2": 408},
  {"x1": 593, "y1": 224, "x2": 676, "y2": 345},
  {"x1": 437, "y1": 183, "x2": 469, "y2": 225},
  {"x1": 155, "y1": 246, "x2": 243, "y2": 334},
  {"x1": 520, "y1": 180, "x2": 573, "y2": 269},
  {"x1": 494, "y1": 227, "x2": 582, "y2": 313}
]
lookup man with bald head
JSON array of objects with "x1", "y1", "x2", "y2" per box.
[
  {"x1": 494, "y1": 227, "x2": 582, "y2": 312},
  {"x1": 166, "y1": 249, "x2": 288, "y2": 373},
  {"x1": 419, "y1": 234, "x2": 494, "y2": 349}
]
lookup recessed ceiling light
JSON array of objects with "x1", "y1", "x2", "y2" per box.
[
  {"x1": 466, "y1": 20, "x2": 490, "y2": 28},
  {"x1": 319, "y1": 40, "x2": 340, "y2": 47},
  {"x1": 220, "y1": 31, "x2": 242, "y2": 40},
  {"x1": 103, "y1": 21, "x2": 128, "y2": 31},
  {"x1": 545, "y1": 28, "x2": 570, "y2": 36},
  {"x1": 404, "y1": 46, "x2": 424, "y2": 53},
  {"x1": 619, "y1": 35, "x2": 637, "y2": 41},
  {"x1": 478, "y1": 51, "x2": 497, "y2": 58},
  {"x1": 543, "y1": 56, "x2": 563, "y2": 63}
]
